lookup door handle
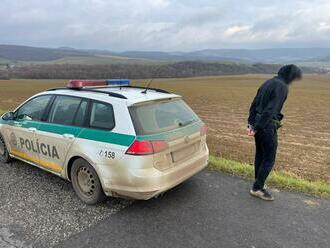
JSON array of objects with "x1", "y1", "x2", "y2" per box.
[
  {"x1": 63, "y1": 133, "x2": 75, "y2": 139},
  {"x1": 28, "y1": 127, "x2": 37, "y2": 132}
]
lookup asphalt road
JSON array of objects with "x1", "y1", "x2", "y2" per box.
[
  {"x1": 0, "y1": 160, "x2": 131, "y2": 248},
  {"x1": 0, "y1": 160, "x2": 329, "y2": 248}
]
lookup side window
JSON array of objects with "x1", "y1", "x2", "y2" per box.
[
  {"x1": 16, "y1": 95, "x2": 52, "y2": 121},
  {"x1": 48, "y1": 96, "x2": 82, "y2": 125},
  {"x1": 73, "y1": 100, "x2": 88, "y2": 126},
  {"x1": 89, "y1": 101, "x2": 115, "y2": 130}
]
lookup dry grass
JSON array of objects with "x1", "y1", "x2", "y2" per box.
[
  {"x1": 209, "y1": 156, "x2": 330, "y2": 199},
  {"x1": 0, "y1": 75, "x2": 329, "y2": 183},
  {"x1": 0, "y1": 79, "x2": 66, "y2": 110}
]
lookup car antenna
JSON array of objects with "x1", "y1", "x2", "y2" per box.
[
  {"x1": 141, "y1": 65, "x2": 162, "y2": 94},
  {"x1": 141, "y1": 78, "x2": 154, "y2": 94}
]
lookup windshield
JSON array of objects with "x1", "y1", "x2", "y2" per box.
[{"x1": 129, "y1": 99, "x2": 199, "y2": 135}]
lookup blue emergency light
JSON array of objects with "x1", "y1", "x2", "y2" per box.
[{"x1": 106, "y1": 79, "x2": 130, "y2": 86}]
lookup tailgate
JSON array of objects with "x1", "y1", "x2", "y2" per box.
[
  {"x1": 138, "y1": 121, "x2": 206, "y2": 171},
  {"x1": 129, "y1": 98, "x2": 207, "y2": 170}
]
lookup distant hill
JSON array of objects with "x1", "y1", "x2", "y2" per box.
[
  {"x1": 115, "y1": 48, "x2": 330, "y2": 64},
  {"x1": 318, "y1": 55, "x2": 330, "y2": 62},
  {"x1": 0, "y1": 44, "x2": 92, "y2": 61},
  {"x1": 0, "y1": 45, "x2": 156, "y2": 65},
  {"x1": 1, "y1": 44, "x2": 330, "y2": 66},
  {"x1": 5, "y1": 61, "x2": 325, "y2": 80},
  {"x1": 293, "y1": 54, "x2": 330, "y2": 69},
  {"x1": 187, "y1": 48, "x2": 330, "y2": 63}
]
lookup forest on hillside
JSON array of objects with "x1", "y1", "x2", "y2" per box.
[{"x1": 0, "y1": 61, "x2": 326, "y2": 80}]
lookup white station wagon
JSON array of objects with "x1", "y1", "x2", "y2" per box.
[{"x1": 0, "y1": 80, "x2": 209, "y2": 204}]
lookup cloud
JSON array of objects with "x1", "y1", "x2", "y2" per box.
[
  {"x1": 224, "y1": 25, "x2": 251, "y2": 37},
  {"x1": 318, "y1": 22, "x2": 330, "y2": 31},
  {"x1": 0, "y1": 0, "x2": 330, "y2": 50}
]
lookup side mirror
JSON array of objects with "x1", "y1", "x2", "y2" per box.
[
  {"x1": 2, "y1": 112, "x2": 14, "y2": 121},
  {"x1": 21, "y1": 114, "x2": 32, "y2": 121},
  {"x1": 17, "y1": 114, "x2": 32, "y2": 121}
]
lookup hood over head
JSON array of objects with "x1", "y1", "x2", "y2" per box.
[{"x1": 278, "y1": 64, "x2": 302, "y2": 84}]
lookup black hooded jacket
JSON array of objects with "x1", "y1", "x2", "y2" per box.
[{"x1": 248, "y1": 65, "x2": 302, "y2": 132}]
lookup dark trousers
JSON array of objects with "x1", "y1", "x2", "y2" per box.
[{"x1": 253, "y1": 123, "x2": 278, "y2": 191}]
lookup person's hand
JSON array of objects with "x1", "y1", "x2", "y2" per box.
[{"x1": 247, "y1": 128, "x2": 255, "y2": 137}]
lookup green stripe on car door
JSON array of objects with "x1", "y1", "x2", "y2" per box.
[
  {"x1": 38, "y1": 122, "x2": 82, "y2": 137},
  {"x1": 79, "y1": 128, "x2": 135, "y2": 147},
  {"x1": 4, "y1": 120, "x2": 135, "y2": 147},
  {"x1": 39, "y1": 122, "x2": 135, "y2": 147}
]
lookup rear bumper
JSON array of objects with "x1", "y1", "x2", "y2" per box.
[{"x1": 103, "y1": 147, "x2": 209, "y2": 200}]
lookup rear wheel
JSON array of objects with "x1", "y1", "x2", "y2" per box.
[
  {"x1": 0, "y1": 134, "x2": 11, "y2": 163},
  {"x1": 71, "y1": 158, "x2": 106, "y2": 205}
]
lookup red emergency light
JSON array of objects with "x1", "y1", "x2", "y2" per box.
[{"x1": 67, "y1": 80, "x2": 107, "y2": 89}]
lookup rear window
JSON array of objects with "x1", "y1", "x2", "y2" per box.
[{"x1": 129, "y1": 99, "x2": 199, "y2": 135}]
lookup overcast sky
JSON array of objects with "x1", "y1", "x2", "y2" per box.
[{"x1": 1, "y1": 0, "x2": 330, "y2": 51}]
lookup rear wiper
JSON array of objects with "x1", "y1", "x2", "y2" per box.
[{"x1": 178, "y1": 119, "x2": 195, "y2": 127}]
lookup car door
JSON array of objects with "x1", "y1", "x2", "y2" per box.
[
  {"x1": 3, "y1": 95, "x2": 53, "y2": 166},
  {"x1": 36, "y1": 95, "x2": 88, "y2": 174}
]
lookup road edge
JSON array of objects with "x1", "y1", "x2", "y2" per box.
[{"x1": 208, "y1": 155, "x2": 330, "y2": 200}]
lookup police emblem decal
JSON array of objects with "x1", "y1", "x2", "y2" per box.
[{"x1": 9, "y1": 132, "x2": 18, "y2": 148}]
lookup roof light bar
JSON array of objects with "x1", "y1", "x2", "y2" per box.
[
  {"x1": 67, "y1": 80, "x2": 106, "y2": 89},
  {"x1": 106, "y1": 79, "x2": 130, "y2": 86},
  {"x1": 67, "y1": 79, "x2": 130, "y2": 89}
]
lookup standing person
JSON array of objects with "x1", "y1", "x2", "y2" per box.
[{"x1": 247, "y1": 65, "x2": 302, "y2": 201}]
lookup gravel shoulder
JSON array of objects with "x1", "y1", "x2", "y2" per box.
[{"x1": 0, "y1": 160, "x2": 131, "y2": 247}]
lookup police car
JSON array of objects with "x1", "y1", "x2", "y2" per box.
[{"x1": 0, "y1": 80, "x2": 209, "y2": 204}]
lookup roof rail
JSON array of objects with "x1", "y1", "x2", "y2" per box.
[
  {"x1": 46, "y1": 87, "x2": 127, "y2": 99},
  {"x1": 79, "y1": 88, "x2": 127, "y2": 99},
  {"x1": 47, "y1": 87, "x2": 67, "y2": 91},
  {"x1": 46, "y1": 84, "x2": 170, "y2": 99},
  {"x1": 100, "y1": 85, "x2": 170, "y2": 94},
  {"x1": 125, "y1": 85, "x2": 170, "y2": 94}
]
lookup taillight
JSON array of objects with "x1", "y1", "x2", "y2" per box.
[
  {"x1": 126, "y1": 140, "x2": 168, "y2": 155},
  {"x1": 150, "y1": 140, "x2": 169, "y2": 153},
  {"x1": 200, "y1": 124, "x2": 208, "y2": 136}
]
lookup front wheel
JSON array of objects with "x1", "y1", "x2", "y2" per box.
[
  {"x1": 0, "y1": 134, "x2": 11, "y2": 163},
  {"x1": 71, "y1": 158, "x2": 106, "y2": 205}
]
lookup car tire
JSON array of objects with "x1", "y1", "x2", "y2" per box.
[
  {"x1": 0, "y1": 134, "x2": 11, "y2": 163},
  {"x1": 71, "y1": 158, "x2": 106, "y2": 205}
]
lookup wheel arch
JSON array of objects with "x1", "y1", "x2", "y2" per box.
[
  {"x1": 65, "y1": 154, "x2": 99, "y2": 181},
  {"x1": 0, "y1": 130, "x2": 10, "y2": 151},
  {"x1": 66, "y1": 156, "x2": 81, "y2": 181}
]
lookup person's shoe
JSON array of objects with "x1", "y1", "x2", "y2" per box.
[
  {"x1": 263, "y1": 184, "x2": 268, "y2": 190},
  {"x1": 250, "y1": 189, "x2": 274, "y2": 201}
]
